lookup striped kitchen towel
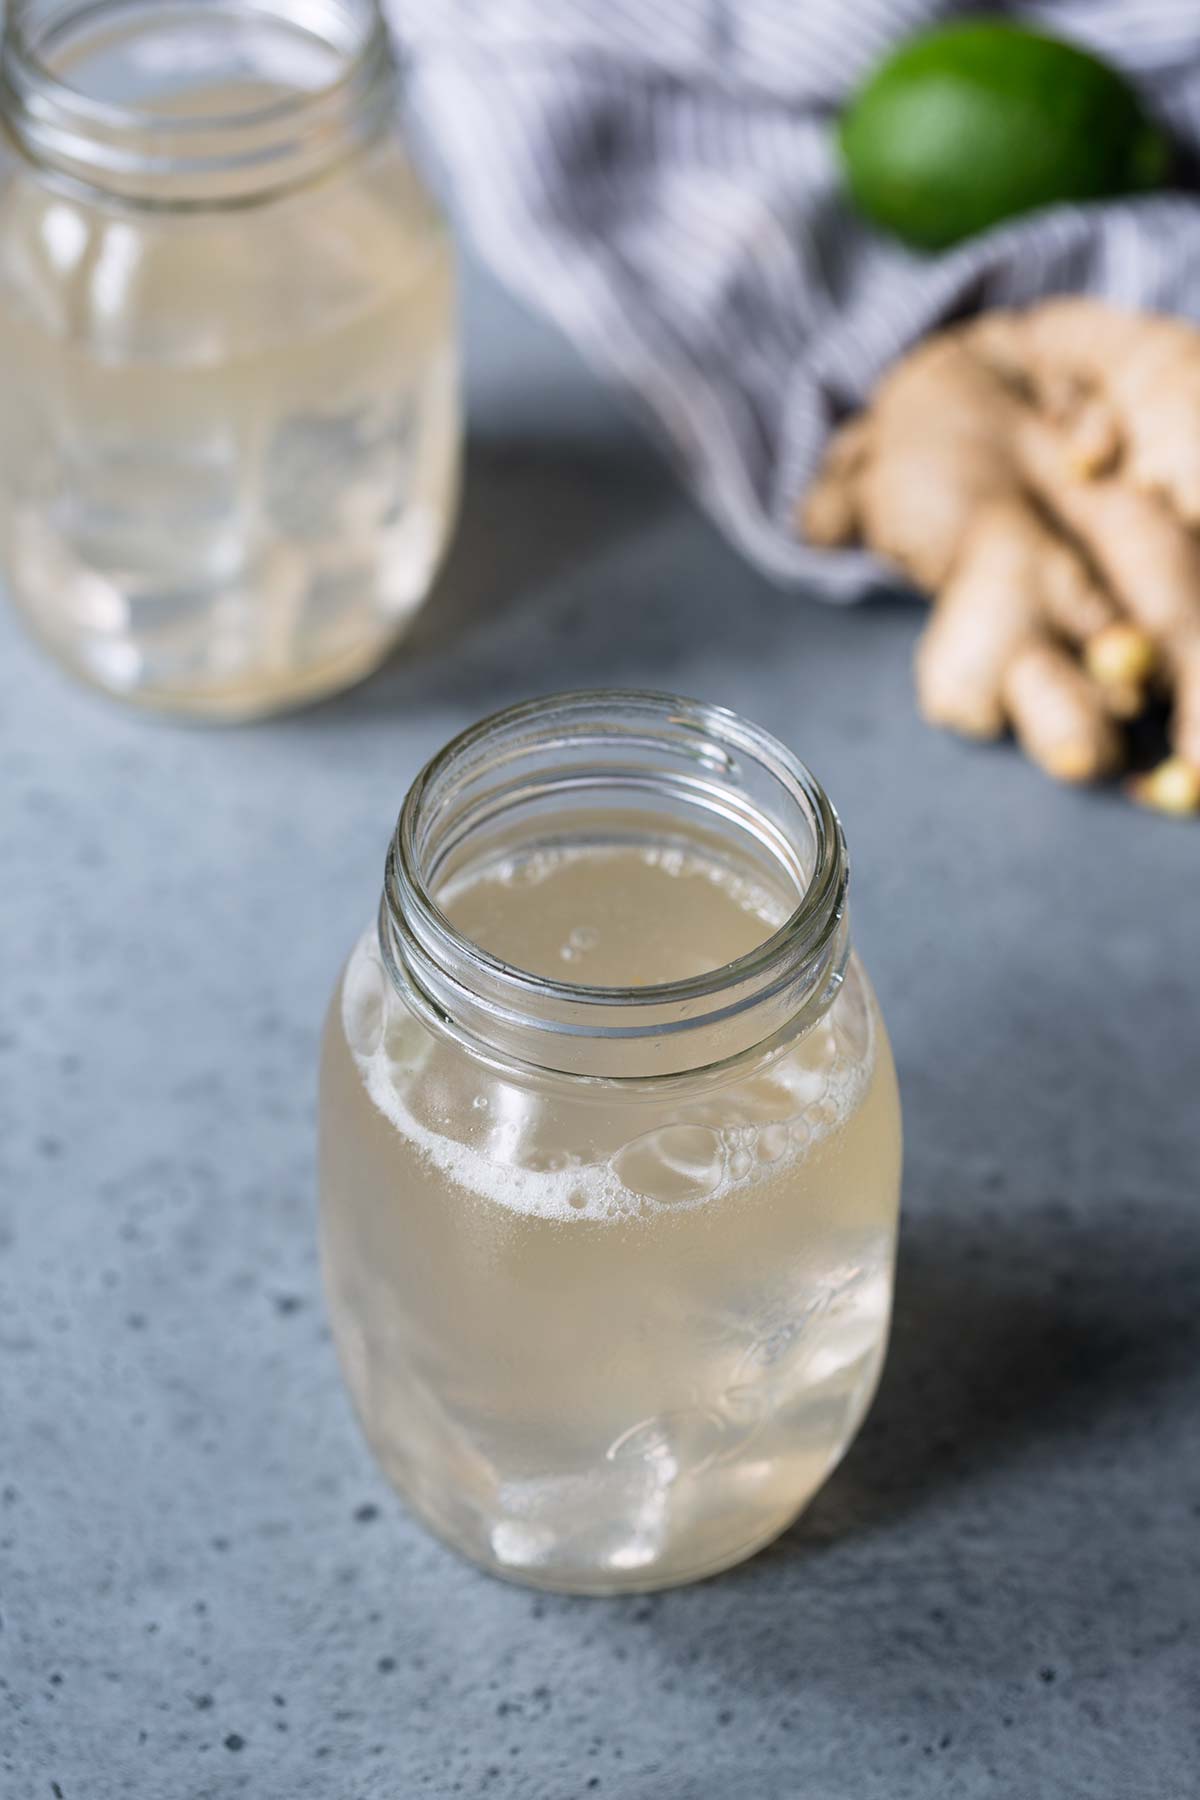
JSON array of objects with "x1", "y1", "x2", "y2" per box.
[{"x1": 394, "y1": 1, "x2": 1200, "y2": 596}]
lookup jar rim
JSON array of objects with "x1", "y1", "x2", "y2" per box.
[
  {"x1": 1, "y1": 0, "x2": 397, "y2": 208},
  {"x1": 380, "y1": 690, "x2": 851, "y2": 1081}
]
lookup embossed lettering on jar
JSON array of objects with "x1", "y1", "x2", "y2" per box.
[
  {"x1": 0, "y1": 0, "x2": 459, "y2": 716},
  {"x1": 319, "y1": 693, "x2": 903, "y2": 1592}
]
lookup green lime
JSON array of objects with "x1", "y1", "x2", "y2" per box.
[{"x1": 839, "y1": 21, "x2": 1170, "y2": 250}]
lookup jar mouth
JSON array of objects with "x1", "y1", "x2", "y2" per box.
[
  {"x1": 1, "y1": 0, "x2": 396, "y2": 207},
  {"x1": 381, "y1": 691, "x2": 851, "y2": 1081}
]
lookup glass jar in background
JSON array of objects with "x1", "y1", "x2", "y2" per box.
[
  {"x1": 319, "y1": 692, "x2": 903, "y2": 1593},
  {"x1": 0, "y1": 0, "x2": 459, "y2": 718}
]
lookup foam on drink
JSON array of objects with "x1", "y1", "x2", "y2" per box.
[{"x1": 341, "y1": 844, "x2": 874, "y2": 1224}]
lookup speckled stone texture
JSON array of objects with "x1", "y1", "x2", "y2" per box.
[{"x1": 1, "y1": 270, "x2": 1198, "y2": 1800}]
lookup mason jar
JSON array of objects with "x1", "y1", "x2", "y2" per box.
[
  {"x1": 0, "y1": 0, "x2": 459, "y2": 717},
  {"x1": 319, "y1": 692, "x2": 903, "y2": 1593}
]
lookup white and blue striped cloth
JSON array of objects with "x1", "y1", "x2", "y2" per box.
[{"x1": 396, "y1": 1, "x2": 1200, "y2": 595}]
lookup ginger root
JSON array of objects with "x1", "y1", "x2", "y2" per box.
[{"x1": 800, "y1": 300, "x2": 1200, "y2": 812}]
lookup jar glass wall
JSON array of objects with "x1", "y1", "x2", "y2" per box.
[
  {"x1": 319, "y1": 693, "x2": 903, "y2": 1593},
  {"x1": 0, "y1": 0, "x2": 460, "y2": 717}
]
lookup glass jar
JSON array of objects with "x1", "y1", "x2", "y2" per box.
[
  {"x1": 319, "y1": 692, "x2": 903, "y2": 1593},
  {"x1": 0, "y1": 0, "x2": 459, "y2": 718}
]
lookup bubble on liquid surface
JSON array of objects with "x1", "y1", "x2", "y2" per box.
[
  {"x1": 521, "y1": 1148, "x2": 581, "y2": 1174},
  {"x1": 727, "y1": 1142, "x2": 754, "y2": 1182},
  {"x1": 612, "y1": 1126, "x2": 725, "y2": 1206},
  {"x1": 516, "y1": 849, "x2": 567, "y2": 887},
  {"x1": 642, "y1": 845, "x2": 686, "y2": 879},
  {"x1": 756, "y1": 1123, "x2": 791, "y2": 1164},
  {"x1": 716, "y1": 1075, "x2": 799, "y2": 1126},
  {"x1": 559, "y1": 924, "x2": 599, "y2": 964}
]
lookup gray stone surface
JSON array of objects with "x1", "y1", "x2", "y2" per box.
[{"x1": 2, "y1": 268, "x2": 1198, "y2": 1800}]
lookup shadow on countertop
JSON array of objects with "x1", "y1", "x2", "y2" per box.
[
  {"x1": 805, "y1": 1191, "x2": 1200, "y2": 1546},
  {"x1": 552, "y1": 1196, "x2": 1200, "y2": 1748},
  {"x1": 541, "y1": 1176, "x2": 1200, "y2": 1732},
  {"x1": 305, "y1": 432, "x2": 680, "y2": 724},
  {"x1": 406, "y1": 436, "x2": 673, "y2": 656},
  {"x1": 299, "y1": 428, "x2": 920, "y2": 740}
]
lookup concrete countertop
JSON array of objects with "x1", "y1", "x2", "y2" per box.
[{"x1": 2, "y1": 269, "x2": 1198, "y2": 1800}]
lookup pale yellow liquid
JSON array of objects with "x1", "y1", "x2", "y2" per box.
[
  {"x1": 0, "y1": 85, "x2": 459, "y2": 716},
  {"x1": 320, "y1": 845, "x2": 902, "y2": 1591}
]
